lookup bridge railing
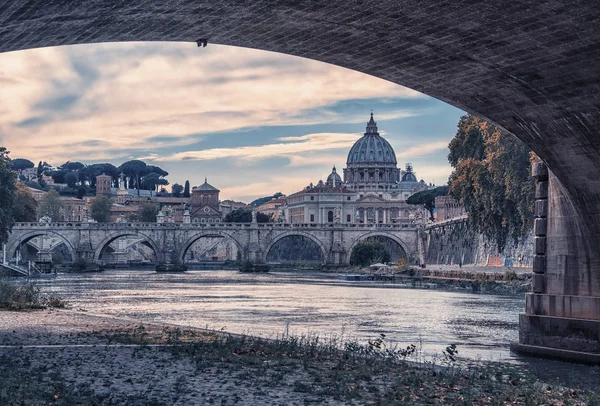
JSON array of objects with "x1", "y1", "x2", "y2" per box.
[{"x1": 11, "y1": 221, "x2": 420, "y2": 230}]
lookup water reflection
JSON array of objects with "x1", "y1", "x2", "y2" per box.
[{"x1": 37, "y1": 269, "x2": 523, "y2": 360}]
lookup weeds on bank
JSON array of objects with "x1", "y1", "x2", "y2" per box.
[
  {"x1": 0, "y1": 280, "x2": 68, "y2": 310},
  {"x1": 106, "y1": 326, "x2": 600, "y2": 405}
]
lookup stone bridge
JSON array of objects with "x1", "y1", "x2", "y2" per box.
[
  {"x1": 2, "y1": 0, "x2": 600, "y2": 360},
  {"x1": 6, "y1": 222, "x2": 420, "y2": 267}
]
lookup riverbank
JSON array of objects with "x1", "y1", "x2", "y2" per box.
[{"x1": 1, "y1": 309, "x2": 598, "y2": 405}]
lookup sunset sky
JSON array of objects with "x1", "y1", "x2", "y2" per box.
[{"x1": 0, "y1": 42, "x2": 464, "y2": 202}]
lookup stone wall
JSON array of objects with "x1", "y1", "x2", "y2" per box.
[{"x1": 425, "y1": 219, "x2": 533, "y2": 269}]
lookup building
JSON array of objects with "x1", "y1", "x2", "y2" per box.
[
  {"x1": 286, "y1": 181, "x2": 355, "y2": 223},
  {"x1": 96, "y1": 174, "x2": 113, "y2": 195},
  {"x1": 434, "y1": 195, "x2": 466, "y2": 221},
  {"x1": 190, "y1": 178, "x2": 222, "y2": 223},
  {"x1": 285, "y1": 113, "x2": 430, "y2": 224},
  {"x1": 255, "y1": 197, "x2": 287, "y2": 221},
  {"x1": 220, "y1": 199, "x2": 247, "y2": 217}
]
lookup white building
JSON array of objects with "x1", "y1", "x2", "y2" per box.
[{"x1": 285, "y1": 113, "x2": 429, "y2": 224}]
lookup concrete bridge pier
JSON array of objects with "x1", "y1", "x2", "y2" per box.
[{"x1": 516, "y1": 163, "x2": 600, "y2": 362}]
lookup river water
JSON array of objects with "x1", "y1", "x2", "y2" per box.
[{"x1": 35, "y1": 269, "x2": 599, "y2": 386}]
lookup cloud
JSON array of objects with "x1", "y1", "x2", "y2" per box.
[
  {"x1": 149, "y1": 132, "x2": 361, "y2": 162},
  {"x1": 0, "y1": 42, "x2": 424, "y2": 163}
]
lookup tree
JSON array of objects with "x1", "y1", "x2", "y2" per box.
[
  {"x1": 448, "y1": 114, "x2": 535, "y2": 251},
  {"x1": 76, "y1": 186, "x2": 87, "y2": 199},
  {"x1": 407, "y1": 186, "x2": 449, "y2": 220},
  {"x1": 90, "y1": 195, "x2": 112, "y2": 223},
  {"x1": 172, "y1": 183, "x2": 183, "y2": 197},
  {"x1": 37, "y1": 161, "x2": 50, "y2": 187},
  {"x1": 11, "y1": 158, "x2": 34, "y2": 174},
  {"x1": 224, "y1": 208, "x2": 270, "y2": 223},
  {"x1": 61, "y1": 161, "x2": 85, "y2": 172},
  {"x1": 12, "y1": 182, "x2": 38, "y2": 222},
  {"x1": 139, "y1": 201, "x2": 159, "y2": 222},
  {"x1": 249, "y1": 192, "x2": 284, "y2": 207},
  {"x1": 65, "y1": 171, "x2": 78, "y2": 188},
  {"x1": 183, "y1": 180, "x2": 190, "y2": 198},
  {"x1": 118, "y1": 160, "x2": 147, "y2": 195},
  {"x1": 39, "y1": 189, "x2": 63, "y2": 221},
  {"x1": 0, "y1": 147, "x2": 16, "y2": 245},
  {"x1": 349, "y1": 241, "x2": 391, "y2": 267}
]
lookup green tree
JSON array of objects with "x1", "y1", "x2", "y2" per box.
[
  {"x1": 90, "y1": 195, "x2": 112, "y2": 223},
  {"x1": 11, "y1": 158, "x2": 34, "y2": 174},
  {"x1": 448, "y1": 114, "x2": 535, "y2": 251},
  {"x1": 0, "y1": 148, "x2": 17, "y2": 245},
  {"x1": 12, "y1": 182, "x2": 38, "y2": 222},
  {"x1": 139, "y1": 201, "x2": 160, "y2": 222},
  {"x1": 39, "y1": 189, "x2": 63, "y2": 221},
  {"x1": 249, "y1": 192, "x2": 284, "y2": 207},
  {"x1": 76, "y1": 186, "x2": 87, "y2": 199},
  {"x1": 171, "y1": 183, "x2": 183, "y2": 197},
  {"x1": 183, "y1": 180, "x2": 190, "y2": 198},
  {"x1": 118, "y1": 160, "x2": 147, "y2": 195},
  {"x1": 407, "y1": 186, "x2": 449, "y2": 220},
  {"x1": 349, "y1": 241, "x2": 391, "y2": 267},
  {"x1": 223, "y1": 208, "x2": 270, "y2": 223},
  {"x1": 36, "y1": 161, "x2": 50, "y2": 188},
  {"x1": 65, "y1": 171, "x2": 78, "y2": 188}
]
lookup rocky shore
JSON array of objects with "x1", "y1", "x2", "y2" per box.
[{"x1": 1, "y1": 309, "x2": 598, "y2": 405}]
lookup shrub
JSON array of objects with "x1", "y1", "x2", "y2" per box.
[{"x1": 0, "y1": 281, "x2": 43, "y2": 310}]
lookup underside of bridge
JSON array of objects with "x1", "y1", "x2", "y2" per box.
[{"x1": 1, "y1": 0, "x2": 599, "y2": 360}]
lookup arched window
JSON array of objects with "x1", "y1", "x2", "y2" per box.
[{"x1": 328, "y1": 210, "x2": 334, "y2": 223}]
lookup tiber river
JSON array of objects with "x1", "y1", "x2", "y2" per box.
[{"x1": 35, "y1": 269, "x2": 599, "y2": 386}]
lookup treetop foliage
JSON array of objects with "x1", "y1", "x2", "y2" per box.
[
  {"x1": 224, "y1": 208, "x2": 270, "y2": 223},
  {"x1": 406, "y1": 186, "x2": 449, "y2": 220},
  {"x1": 448, "y1": 114, "x2": 534, "y2": 251},
  {"x1": 0, "y1": 148, "x2": 17, "y2": 245},
  {"x1": 249, "y1": 192, "x2": 284, "y2": 207},
  {"x1": 11, "y1": 158, "x2": 34, "y2": 172},
  {"x1": 349, "y1": 241, "x2": 391, "y2": 267}
]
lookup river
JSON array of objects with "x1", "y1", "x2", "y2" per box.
[{"x1": 34, "y1": 269, "x2": 599, "y2": 387}]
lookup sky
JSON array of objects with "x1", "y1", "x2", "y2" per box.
[{"x1": 0, "y1": 42, "x2": 465, "y2": 203}]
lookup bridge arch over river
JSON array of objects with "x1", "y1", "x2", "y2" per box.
[
  {"x1": 2, "y1": 0, "x2": 600, "y2": 359},
  {"x1": 94, "y1": 231, "x2": 161, "y2": 264},
  {"x1": 6, "y1": 230, "x2": 76, "y2": 262}
]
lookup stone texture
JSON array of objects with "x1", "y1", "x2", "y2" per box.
[
  {"x1": 7, "y1": 222, "x2": 420, "y2": 266},
  {"x1": 2, "y1": 0, "x2": 600, "y2": 360}
]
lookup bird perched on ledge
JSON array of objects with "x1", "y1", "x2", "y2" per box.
[{"x1": 196, "y1": 39, "x2": 208, "y2": 47}]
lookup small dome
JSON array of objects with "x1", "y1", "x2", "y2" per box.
[
  {"x1": 326, "y1": 166, "x2": 342, "y2": 186},
  {"x1": 346, "y1": 113, "x2": 397, "y2": 166},
  {"x1": 401, "y1": 163, "x2": 417, "y2": 182},
  {"x1": 401, "y1": 172, "x2": 417, "y2": 182}
]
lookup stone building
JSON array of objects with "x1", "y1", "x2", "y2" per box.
[
  {"x1": 286, "y1": 113, "x2": 429, "y2": 224},
  {"x1": 255, "y1": 197, "x2": 287, "y2": 221},
  {"x1": 434, "y1": 195, "x2": 466, "y2": 221},
  {"x1": 286, "y1": 180, "x2": 355, "y2": 224},
  {"x1": 96, "y1": 174, "x2": 113, "y2": 195},
  {"x1": 190, "y1": 178, "x2": 222, "y2": 223}
]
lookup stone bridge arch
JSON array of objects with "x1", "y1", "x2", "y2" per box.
[
  {"x1": 178, "y1": 231, "x2": 244, "y2": 263},
  {"x1": 1, "y1": 2, "x2": 600, "y2": 360},
  {"x1": 6, "y1": 230, "x2": 76, "y2": 261},
  {"x1": 264, "y1": 231, "x2": 328, "y2": 263},
  {"x1": 346, "y1": 232, "x2": 411, "y2": 265},
  {"x1": 94, "y1": 231, "x2": 161, "y2": 263}
]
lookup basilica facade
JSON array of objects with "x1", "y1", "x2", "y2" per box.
[{"x1": 285, "y1": 113, "x2": 429, "y2": 225}]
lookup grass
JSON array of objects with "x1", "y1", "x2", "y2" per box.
[
  {"x1": 105, "y1": 326, "x2": 600, "y2": 405},
  {"x1": 0, "y1": 280, "x2": 68, "y2": 310},
  {"x1": 1, "y1": 322, "x2": 599, "y2": 404}
]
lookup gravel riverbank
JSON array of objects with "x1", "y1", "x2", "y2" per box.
[{"x1": 1, "y1": 309, "x2": 598, "y2": 405}]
